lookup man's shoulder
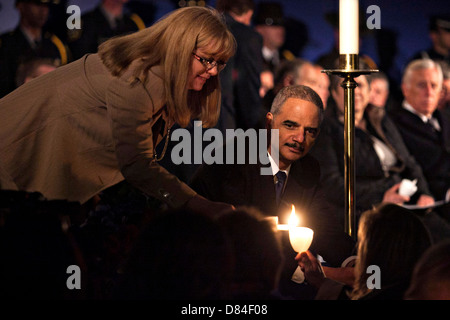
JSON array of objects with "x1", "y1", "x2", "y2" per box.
[
  {"x1": 0, "y1": 28, "x2": 25, "y2": 46},
  {"x1": 227, "y1": 19, "x2": 261, "y2": 42},
  {"x1": 389, "y1": 106, "x2": 423, "y2": 125},
  {"x1": 291, "y1": 154, "x2": 321, "y2": 181}
]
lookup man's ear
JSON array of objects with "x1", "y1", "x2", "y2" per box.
[
  {"x1": 266, "y1": 112, "x2": 273, "y2": 130},
  {"x1": 283, "y1": 75, "x2": 293, "y2": 87},
  {"x1": 401, "y1": 82, "x2": 408, "y2": 98}
]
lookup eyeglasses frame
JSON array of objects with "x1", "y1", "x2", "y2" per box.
[{"x1": 192, "y1": 52, "x2": 226, "y2": 72}]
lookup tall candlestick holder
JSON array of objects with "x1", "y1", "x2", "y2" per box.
[{"x1": 323, "y1": 54, "x2": 378, "y2": 240}]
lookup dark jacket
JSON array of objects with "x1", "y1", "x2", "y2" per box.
[
  {"x1": 67, "y1": 6, "x2": 145, "y2": 60},
  {"x1": 0, "y1": 27, "x2": 69, "y2": 98},
  {"x1": 190, "y1": 151, "x2": 355, "y2": 299},
  {"x1": 389, "y1": 106, "x2": 450, "y2": 201},
  {"x1": 310, "y1": 104, "x2": 432, "y2": 224},
  {"x1": 217, "y1": 14, "x2": 264, "y2": 132}
]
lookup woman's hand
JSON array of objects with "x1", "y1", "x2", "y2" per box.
[{"x1": 184, "y1": 194, "x2": 235, "y2": 217}]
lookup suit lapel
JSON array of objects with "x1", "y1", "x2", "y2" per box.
[
  {"x1": 250, "y1": 163, "x2": 278, "y2": 217},
  {"x1": 402, "y1": 109, "x2": 441, "y2": 142}
]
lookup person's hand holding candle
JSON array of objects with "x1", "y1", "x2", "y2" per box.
[{"x1": 295, "y1": 250, "x2": 326, "y2": 289}]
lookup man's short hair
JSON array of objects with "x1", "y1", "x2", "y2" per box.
[
  {"x1": 270, "y1": 85, "x2": 324, "y2": 124},
  {"x1": 402, "y1": 59, "x2": 443, "y2": 89},
  {"x1": 273, "y1": 58, "x2": 311, "y2": 87},
  {"x1": 216, "y1": 0, "x2": 255, "y2": 16}
]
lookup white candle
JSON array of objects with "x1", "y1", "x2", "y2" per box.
[
  {"x1": 289, "y1": 227, "x2": 314, "y2": 253},
  {"x1": 339, "y1": 0, "x2": 359, "y2": 54},
  {"x1": 276, "y1": 205, "x2": 314, "y2": 253}
]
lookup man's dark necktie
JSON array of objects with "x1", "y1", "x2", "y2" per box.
[
  {"x1": 275, "y1": 170, "x2": 287, "y2": 205},
  {"x1": 425, "y1": 118, "x2": 441, "y2": 139}
]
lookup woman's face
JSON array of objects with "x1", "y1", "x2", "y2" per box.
[{"x1": 187, "y1": 47, "x2": 222, "y2": 91}]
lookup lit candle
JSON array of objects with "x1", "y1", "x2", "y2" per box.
[
  {"x1": 289, "y1": 226, "x2": 314, "y2": 253},
  {"x1": 339, "y1": 0, "x2": 359, "y2": 54},
  {"x1": 277, "y1": 205, "x2": 314, "y2": 253}
]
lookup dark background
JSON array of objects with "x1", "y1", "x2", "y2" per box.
[{"x1": 0, "y1": 0, "x2": 449, "y2": 87}]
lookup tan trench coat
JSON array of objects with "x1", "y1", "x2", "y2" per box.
[{"x1": 0, "y1": 54, "x2": 196, "y2": 206}]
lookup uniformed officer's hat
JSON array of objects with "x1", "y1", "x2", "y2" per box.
[
  {"x1": 15, "y1": 0, "x2": 60, "y2": 5},
  {"x1": 254, "y1": 2, "x2": 284, "y2": 27},
  {"x1": 430, "y1": 14, "x2": 450, "y2": 32}
]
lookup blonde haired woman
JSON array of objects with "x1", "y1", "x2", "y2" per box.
[{"x1": 0, "y1": 7, "x2": 236, "y2": 214}]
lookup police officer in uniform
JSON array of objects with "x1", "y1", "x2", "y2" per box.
[
  {"x1": 0, "y1": 0, "x2": 70, "y2": 98},
  {"x1": 67, "y1": 0, "x2": 146, "y2": 60},
  {"x1": 254, "y1": 2, "x2": 294, "y2": 74},
  {"x1": 410, "y1": 14, "x2": 450, "y2": 65}
]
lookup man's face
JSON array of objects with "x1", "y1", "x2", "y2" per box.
[
  {"x1": 402, "y1": 67, "x2": 442, "y2": 117},
  {"x1": 436, "y1": 27, "x2": 450, "y2": 51},
  {"x1": 255, "y1": 25, "x2": 285, "y2": 50},
  {"x1": 295, "y1": 64, "x2": 330, "y2": 108},
  {"x1": 266, "y1": 98, "x2": 320, "y2": 170},
  {"x1": 18, "y1": 2, "x2": 49, "y2": 29}
]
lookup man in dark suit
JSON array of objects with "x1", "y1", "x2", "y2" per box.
[
  {"x1": 67, "y1": 0, "x2": 145, "y2": 60},
  {"x1": 190, "y1": 85, "x2": 355, "y2": 299},
  {"x1": 390, "y1": 59, "x2": 450, "y2": 215},
  {"x1": 253, "y1": 2, "x2": 293, "y2": 74},
  {"x1": 0, "y1": 0, "x2": 69, "y2": 98},
  {"x1": 216, "y1": 0, "x2": 265, "y2": 131}
]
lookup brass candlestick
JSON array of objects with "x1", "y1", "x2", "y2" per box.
[{"x1": 323, "y1": 54, "x2": 378, "y2": 240}]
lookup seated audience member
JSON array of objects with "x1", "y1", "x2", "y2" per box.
[
  {"x1": 404, "y1": 240, "x2": 450, "y2": 300},
  {"x1": 114, "y1": 208, "x2": 233, "y2": 300},
  {"x1": 389, "y1": 59, "x2": 450, "y2": 207},
  {"x1": 310, "y1": 59, "x2": 435, "y2": 229},
  {"x1": 312, "y1": 64, "x2": 330, "y2": 109},
  {"x1": 369, "y1": 71, "x2": 390, "y2": 109},
  {"x1": 298, "y1": 203, "x2": 432, "y2": 300},
  {"x1": 0, "y1": 0, "x2": 70, "y2": 98},
  {"x1": 190, "y1": 85, "x2": 355, "y2": 299},
  {"x1": 260, "y1": 67, "x2": 274, "y2": 98},
  {"x1": 15, "y1": 57, "x2": 57, "y2": 86},
  {"x1": 263, "y1": 58, "x2": 321, "y2": 111},
  {"x1": 217, "y1": 206, "x2": 283, "y2": 299}
]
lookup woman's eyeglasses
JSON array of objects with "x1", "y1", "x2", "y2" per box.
[{"x1": 192, "y1": 53, "x2": 226, "y2": 72}]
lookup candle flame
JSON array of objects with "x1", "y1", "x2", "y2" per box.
[{"x1": 288, "y1": 205, "x2": 299, "y2": 227}]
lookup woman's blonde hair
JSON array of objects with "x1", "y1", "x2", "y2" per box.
[{"x1": 98, "y1": 6, "x2": 236, "y2": 128}]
